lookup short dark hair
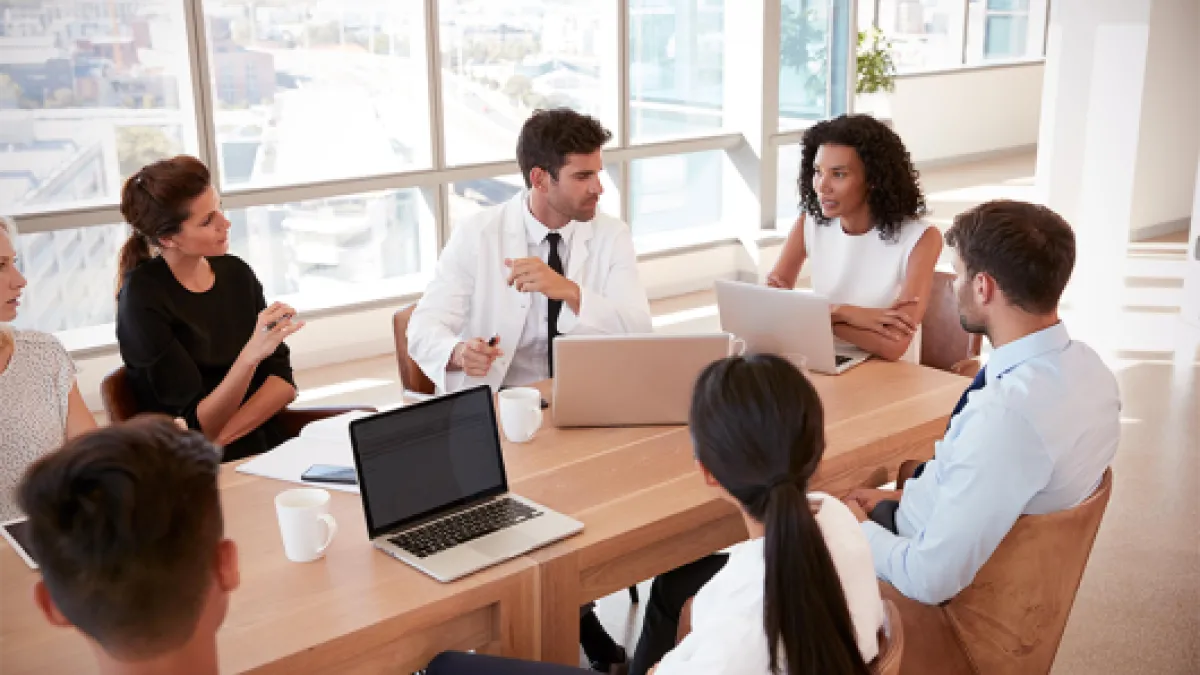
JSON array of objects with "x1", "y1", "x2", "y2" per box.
[
  {"x1": 515, "y1": 108, "x2": 611, "y2": 188},
  {"x1": 798, "y1": 114, "x2": 927, "y2": 242},
  {"x1": 946, "y1": 200, "x2": 1076, "y2": 314},
  {"x1": 18, "y1": 416, "x2": 224, "y2": 660}
]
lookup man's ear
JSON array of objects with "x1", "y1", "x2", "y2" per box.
[
  {"x1": 33, "y1": 580, "x2": 73, "y2": 629},
  {"x1": 975, "y1": 271, "x2": 997, "y2": 306},
  {"x1": 215, "y1": 539, "x2": 240, "y2": 593},
  {"x1": 529, "y1": 166, "x2": 548, "y2": 192}
]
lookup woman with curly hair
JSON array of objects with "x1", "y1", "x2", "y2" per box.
[{"x1": 767, "y1": 114, "x2": 942, "y2": 362}]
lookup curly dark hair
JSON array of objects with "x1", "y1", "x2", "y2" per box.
[{"x1": 797, "y1": 114, "x2": 927, "y2": 242}]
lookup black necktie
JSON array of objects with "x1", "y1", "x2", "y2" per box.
[
  {"x1": 947, "y1": 366, "x2": 987, "y2": 430},
  {"x1": 546, "y1": 232, "x2": 564, "y2": 376}
]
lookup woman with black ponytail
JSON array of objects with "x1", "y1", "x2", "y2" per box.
[
  {"x1": 639, "y1": 354, "x2": 882, "y2": 674},
  {"x1": 423, "y1": 354, "x2": 883, "y2": 675}
]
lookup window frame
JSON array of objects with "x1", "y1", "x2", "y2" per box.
[{"x1": 9, "y1": 0, "x2": 856, "y2": 353}]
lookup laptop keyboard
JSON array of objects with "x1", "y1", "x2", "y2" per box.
[
  {"x1": 835, "y1": 354, "x2": 852, "y2": 366},
  {"x1": 388, "y1": 498, "x2": 543, "y2": 559}
]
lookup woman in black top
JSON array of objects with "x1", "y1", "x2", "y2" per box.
[{"x1": 115, "y1": 155, "x2": 305, "y2": 461}]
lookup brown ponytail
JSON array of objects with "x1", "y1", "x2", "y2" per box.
[
  {"x1": 116, "y1": 155, "x2": 211, "y2": 295},
  {"x1": 691, "y1": 355, "x2": 871, "y2": 675}
]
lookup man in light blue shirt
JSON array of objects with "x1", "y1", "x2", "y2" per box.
[{"x1": 844, "y1": 199, "x2": 1120, "y2": 605}]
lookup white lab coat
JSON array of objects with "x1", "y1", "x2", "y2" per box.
[{"x1": 408, "y1": 192, "x2": 652, "y2": 393}]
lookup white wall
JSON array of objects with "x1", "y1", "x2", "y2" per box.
[
  {"x1": 890, "y1": 63, "x2": 1045, "y2": 165},
  {"x1": 1129, "y1": 0, "x2": 1200, "y2": 238}
]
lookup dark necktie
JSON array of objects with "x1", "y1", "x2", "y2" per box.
[
  {"x1": 947, "y1": 366, "x2": 987, "y2": 430},
  {"x1": 546, "y1": 232, "x2": 564, "y2": 376}
]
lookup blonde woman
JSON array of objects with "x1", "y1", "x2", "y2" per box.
[{"x1": 0, "y1": 216, "x2": 97, "y2": 521}]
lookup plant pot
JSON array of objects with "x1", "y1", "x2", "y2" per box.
[{"x1": 855, "y1": 91, "x2": 892, "y2": 120}]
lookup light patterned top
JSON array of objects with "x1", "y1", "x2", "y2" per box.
[{"x1": 0, "y1": 330, "x2": 75, "y2": 521}]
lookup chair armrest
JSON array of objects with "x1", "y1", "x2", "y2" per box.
[{"x1": 277, "y1": 406, "x2": 377, "y2": 439}]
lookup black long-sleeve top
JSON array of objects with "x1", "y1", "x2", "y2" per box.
[{"x1": 116, "y1": 255, "x2": 294, "y2": 461}]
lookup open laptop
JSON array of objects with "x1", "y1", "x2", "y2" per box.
[
  {"x1": 552, "y1": 333, "x2": 735, "y2": 427},
  {"x1": 714, "y1": 279, "x2": 870, "y2": 375},
  {"x1": 348, "y1": 385, "x2": 582, "y2": 582}
]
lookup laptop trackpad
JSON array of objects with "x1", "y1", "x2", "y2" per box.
[{"x1": 471, "y1": 528, "x2": 538, "y2": 559}]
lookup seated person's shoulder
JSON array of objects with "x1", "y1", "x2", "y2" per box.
[
  {"x1": 119, "y1": 256, "x2": 170, "y2": 298},
  {"x1": 589, "y1": 211, "x2": 633, "y2": 237},
  {"x1": 12, "y1": 330, "x2": 72, "y2": 371}
]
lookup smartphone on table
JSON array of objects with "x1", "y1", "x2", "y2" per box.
[{"x1": 300, "y1": 464, "x2": 358, "y2": 485}]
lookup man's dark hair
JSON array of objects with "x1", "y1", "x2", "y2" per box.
[
  {"x1": 946, "y1": 199, "x2": 1076, "y2": 314},
  {"x1": 515, "y1": 108, "x2": 612, "y2": 188},
  {"x1": 18, "y1": 416, "x2": 224, "y2": 660}
]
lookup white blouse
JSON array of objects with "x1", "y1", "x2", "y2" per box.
[
  {"x1": 804, "y1": 217, "x2": 935, "y2": 362},
  {"x1": 655, "y1": 493, "x2": 886, "y2": 675},
  {"x1": 0, "y1": 330, "x2": 75, "y2": 521}
]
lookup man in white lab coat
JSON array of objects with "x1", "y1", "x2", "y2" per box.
[{"x1": 409, "y1": 109, "x2": 652, "y2": 394}]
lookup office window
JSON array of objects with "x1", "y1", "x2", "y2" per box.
[
  {"x1": 203, "y1": 1, "x2": 432, "y2": 189},
  {"x1": 876, "y1": 0, "x2": 966, "y2": 72},
  {"x1": 629, "y1": 0, "x2": 725, "y2": 143},
  {"x1": 447, "y1": 170, "x2": 620, "y2": 230},
  {"x1": 965, "y1": 0, "x2": 1045, "y2": 63},
  {"x1": 779, "y1": 0, "x2": 851, "y2": 129},
  {"x1": 223, "y1": 188, "x2": 434, "y2": 305},
  {"x1": 439, "y1": 0, "x2": 616, "y2": 166},
  {"x1": 10, "y1": 224, "x2": 127, "y2": 333},
  {"x1": 775, "y1": 142, "x2": 803, "y2": 228},
  {"x1": 0, "y1": 1, "x2": 198, "y2": 216},
  {"x1": 630, "y1": 150, "x2": 726, "y2": 242}
]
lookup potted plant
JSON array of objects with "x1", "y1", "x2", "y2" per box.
[{"x1": 856, "y1": 28, "x2": 897, "y2": 118}]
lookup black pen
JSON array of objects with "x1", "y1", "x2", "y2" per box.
[{"x1": 264, "y1": 313, "x2": 293, "y2": 332}]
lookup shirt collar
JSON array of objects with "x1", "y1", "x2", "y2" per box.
[
  {"x1": 524, "y1": 194, "x2": 575, "y2": 247},
  {"x1": 985, "y1": 322, "x2": 1071, "y2": 385}
]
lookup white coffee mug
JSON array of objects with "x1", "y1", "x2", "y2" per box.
[
  {"x1": 275, "y1": 488, "x2": 339, "y2": 563},
  {"x1": 498, "y1": 387, "x2": 543, "y2": 443}
]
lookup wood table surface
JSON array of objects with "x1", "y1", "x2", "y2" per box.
[
  {"x1": 0, "y1": 359, "x2": 966, "y2": 672},
  {"x1": 0, "y1": 464, "x2": 540, "y2": 674}
]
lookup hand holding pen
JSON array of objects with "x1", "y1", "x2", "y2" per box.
[
  {"x1": 240, "y1": 302, "x2": 305, "y2": 366},
  {"x1": 452, "y1": 334, "x2": 503, "y2": 377}
]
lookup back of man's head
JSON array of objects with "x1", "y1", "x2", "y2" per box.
[
  {"x1": 946, "y1": 199, "x2": 1076, "y2": 314},
  {"x1": 19, "y1": 416, "x2": 225, "y2": 661},
  {"x1": 516, "y1": 107, "x2": 611, "y2": 188}
]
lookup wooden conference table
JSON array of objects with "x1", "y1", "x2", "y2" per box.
[{"x1": 0, "y1": 360, "x2": 966, "y2": 673}]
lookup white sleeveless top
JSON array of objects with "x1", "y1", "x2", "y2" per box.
[
  {"x1": 804, "y1": 217, "x2": 935, "y2": 362},
  {"x1": 0, "y1": 330, "x2": 76, "y2": 521}
]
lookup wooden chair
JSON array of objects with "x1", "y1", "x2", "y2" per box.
[
  {"x1": 920, "y1": 270, "x2": 982, "y2": 373},
  {"x1": 882, "y1": 468, "x2": 1113, "y2": 675},
  {"x1": 100, "y1": 366, "x2": 374, "y2": 442},
  {"x1": 872, "y1": 599, "x2": 904, "y2": 675},
  {"x1": 392, "y1": 303, "x2": 436, "y2": 395}
]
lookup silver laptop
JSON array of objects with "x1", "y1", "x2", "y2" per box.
[
  {"x1": 349, "y1": 385, "x2": 582, "y2": 582},
  {"x1": 714, "y1": 280, "x2": 870, "y2": 375},
  {"x1": 552, "y1": 333, "x2": 735, "y2": 427}
]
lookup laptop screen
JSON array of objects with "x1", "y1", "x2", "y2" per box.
[{"x1": 350, "y1": 386, "x2": 508, "y2": 539}]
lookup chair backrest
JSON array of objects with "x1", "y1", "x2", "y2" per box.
[
  {"x1": 392, "y1": 304, "x2": 435, "y2": 395},
  {"x1": 871, "y1": 599, "x2": 904, "y2": 675},
  {"x1": 920, "y1": 269, "x2": 982, "y2": 372},
  {"x1": 100, "y1": 365, "x2": 140, "y2": 423},
  {"x1": 946, "y1": 468, "x2": 1114, "y2": 674}
]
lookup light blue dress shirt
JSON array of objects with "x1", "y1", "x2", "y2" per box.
[{"x1": 861, "y1": 322, "x2": 1120, "y2": 604}]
